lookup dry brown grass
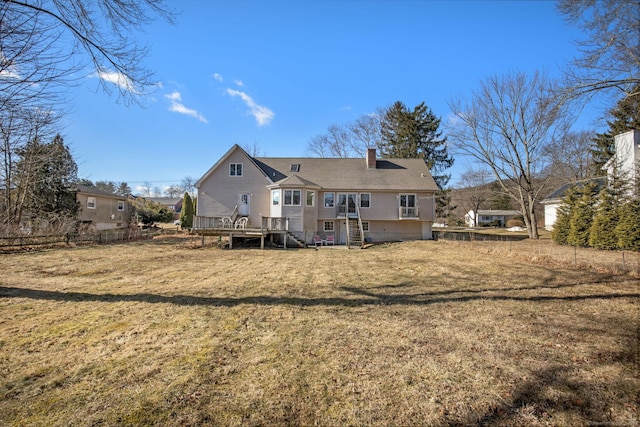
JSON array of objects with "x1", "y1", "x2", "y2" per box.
[{"x1": 0, "y1": 238, "x2": 638, "y2": 426}]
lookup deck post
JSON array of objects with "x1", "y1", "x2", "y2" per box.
[
  {"x1": 229, "y1": 233, "x2": 233, "y2": 249},
  {"x1": 261, "y1": 234, "x2": 264, "y2": 250},
  {"x1": 201, "y1": 233, "x2": 204, "y2": 247}
]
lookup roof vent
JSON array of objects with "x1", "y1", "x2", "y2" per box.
[{"x1": 290, "y1": 164, "x2": 300, "y2": 172}]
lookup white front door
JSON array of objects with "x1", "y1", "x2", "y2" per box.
[{"x1": 238, "y1": 192, "x2": 250, "y2": 216}]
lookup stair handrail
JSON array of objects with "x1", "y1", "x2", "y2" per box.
[{"x1": 355, "y1": 202, "x2": 365, "y2": 248}]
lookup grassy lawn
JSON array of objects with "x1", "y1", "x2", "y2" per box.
[{"x1": 0, "y1": 238, "x2": 638, "y2": 426}]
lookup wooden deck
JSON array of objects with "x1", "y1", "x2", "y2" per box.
[{"x1": 192, "y1": 216, "x2": 301, "y2": 249}]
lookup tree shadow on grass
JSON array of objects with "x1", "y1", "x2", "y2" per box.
[
  {"x1": 474, "y1": 363, "x2": 638, "y2": 426},
  {"x1": 0, "y1": 279, "x2": 638, "y2": 308}
]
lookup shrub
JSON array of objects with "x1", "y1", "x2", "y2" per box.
[{"x1": 615, "y1": 199, "x2": 640, "y2": 251}]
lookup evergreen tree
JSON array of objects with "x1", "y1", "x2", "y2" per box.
[
  {"x1": 16, "y1": 134, "x2": 79, "y2": 228},
  {"x1": 567, "y1": 182, "x2": 598, "y2": 247},
  {"x1": 379, "y1": 101, "x2": 454, "y2": 221},
  {"x1": 180, "y1": 192, "x2": 194, "y2": 229},
  {"x1": 379, "y1": 101, "x2": 453, "y2": 188},
  {"x1": 590, "y1": 86, "x2": 640, "y2": 176},
  {"x1": 589, "y1": 188, "x2": 619, "y2": 250},
  {"x1": 552, "y1": 186, "x2": 579, "y2": 245},
  {"x1": 615, "y1": 198, "x2": 640, "y2": 251}
]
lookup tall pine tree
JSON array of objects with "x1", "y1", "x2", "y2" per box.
[{"x1": 378, "y1": 101, "x2": 454, "y2": 221}]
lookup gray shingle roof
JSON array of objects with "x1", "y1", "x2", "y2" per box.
[
  {"x1": 254, "y1": 156, "x2": 439, "y2": 192},
  {"x1": 542, "y1": 177, "x2": 606, "y2": 202}
]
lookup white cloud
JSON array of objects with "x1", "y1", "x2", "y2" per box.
[
  {"x1": 164, "y1": 91, "x2": 208, "y2": 124},
  {"x1": 213, "y1": 73, "x2": 224, "y2": 82},
  {"x1": 96, "y1": 70, "x2": 137, "y2": 93},
  {"x1": 234, "y1": 79, "x2": 244, "y2": 87},
  {"x1": 226, "y1": 89, "x2": 274, "y2": 126}
]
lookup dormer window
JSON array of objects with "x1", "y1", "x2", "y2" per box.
[{"x1": 290, "y1": 164, "x2": 300, "y2": 172}]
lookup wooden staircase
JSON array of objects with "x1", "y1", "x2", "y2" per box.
[
  {"x1": 345, "y1": 203, "x2": 366, "y2": 249},
  {"x1": 347, "y1": 219, "x2": 362, "y2": 247},
  {"x1": 285, "y1": 231, "x2": 305, "y2": 248}
]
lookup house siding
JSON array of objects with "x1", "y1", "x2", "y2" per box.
[
  {"x1": 77, "y1": 192, "x2": 129, "y2": 230},
  {"x1": 196, "y1": 149, "x2": 270, "y2": 227},
  {"x1": 196, "y1": 145, "x2": 439, "y2": 243}
]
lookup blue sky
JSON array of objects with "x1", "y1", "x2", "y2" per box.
[{"x1": 65, "y1": 0, "x2": 607, "y2": 193}]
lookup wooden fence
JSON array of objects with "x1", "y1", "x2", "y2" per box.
[{"x1": 0, "y1": 228, "x2": 164, "y2": 249}]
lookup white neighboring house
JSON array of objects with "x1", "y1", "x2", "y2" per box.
[
  {"x1": 540, "y1": 178, "x2": 606, "y2": 231},
  {"x1": 464, "y1": 209, "x2": 522, "y2": 227},
  {"x1": 541, "y1": 129, "x2": 638, "y2": 231},
  {"x1": 604, "y1": 129, "x2": 639, "y2": 190}
]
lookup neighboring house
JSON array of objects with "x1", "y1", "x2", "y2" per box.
[
  {"x1": 148, "y1": 197, "x2": 183, "y2": 220},
  {"x1": 542, "y1": 129, "x2": 638, "y2": 231},
  {"x1": 194, "y1": 145, "x2": 439, "y2": 246},
  {"x1": 76, "y1": 185, "x2": 131, "y2": 230},
  {"x1": 464, "y1": 209, "x2": 522, "y2": 227},
  {"x1": 604, "y1": 129, "x2": 639, "y2": 191},
  {"x1": 540, "y1": 177, "x2": 606, "y2": 231}
]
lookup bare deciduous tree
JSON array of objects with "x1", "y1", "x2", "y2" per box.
[
  {"x1": 558, "y1": 0, "x2": 640, "y2": 101},
  {"x1": 448, "y1": 70, "x2": 571, "y2": 239},
  {"x1": 164, "y1": 185, "x2": 184, "y2": 198},
  {"x1": 1, "y1": 0, "x2": 174, "y2": 107},
  {"x1": 306, "y1": 124, "x2": 351, "y2": 158},
  {"x1": 180, "y1": 176, "x2": 196, "y2": 196},
  {"x1": 347, "y1": 114, "x2": 381, "y2": 157},
  {"x1": 1, "y1": 106, "x2": 61, "y2": 228},
  {"x1": 456, "y1": 167, "x2": 492, "y2": 226},
  {"x1": 544, "y1": 130, "x2": 594, "y2": 182}
]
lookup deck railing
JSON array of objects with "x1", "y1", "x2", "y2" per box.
[
  {"x1": 193, "y1": 215, "x2": 288, "y2": 231},
  {"x1": 399, "y1": 207, "x2": 419, "y2": 219}
]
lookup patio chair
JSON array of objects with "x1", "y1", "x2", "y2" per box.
[
  {"x1": 220, "y1": 205, "x2": 239, "y2": 228},
  {"x1": 235, "y1": 217, "x2": 248, "y2": 229},
  {"x1": 325, "y1": 234, "x2": 335, "y2": 245},
  {"x1": 312, "y1": 235, "x2": 323, "y2": 247}
]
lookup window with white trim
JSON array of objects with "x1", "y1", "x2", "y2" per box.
[
  {"x1": 362, "y1": 221, "x2": 370, "y2": 232},
  {"x1": 272, "y1": 190, "x2": 280, "y2": 206},
  {"x1": 87, "y1": 197, "x2": 96, "y2": 209},
  {"x1": 284, "y1": 189, "x2": 301, "y2": 206},
  {"x1": 306, "y1": 190, "x2": 315, "y2": 207},
  {"x1": 324, "y1": 192, "x2": 334, "y2": 208},
  {"x1": 117, "y1": 201, "x2": 125, "y2": 211},
  {"x1": 229, "y1": 163, "x2": 243, "y2": 176},
  {"x1": 323, "y1": 221, "x2": 334, "y2": 232},
  {"x1": 360, "y1": 193, "x2": 371, "y2": 208}
]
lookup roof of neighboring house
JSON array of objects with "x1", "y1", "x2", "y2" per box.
[
  {"x1": 541, "y1": 177, "x2": 606, "y2": 203},
  {"x1": 470, "y1": 209, "x2": 522, "y2": 217},
  {"x1": 75, "y1": 184, "x2": 126, "y2": 199},
  {"x1": 148, "y1": 197, "x2": 182, "y2": 206}
]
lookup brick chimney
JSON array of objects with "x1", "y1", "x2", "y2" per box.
[{"x1": 366, "y1": 148, "x2": 376, "y2": 169}]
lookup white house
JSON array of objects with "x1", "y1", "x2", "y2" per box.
[
  {"x1": 542, "y1": 129, "x2": 637, "y2": 231},
  {"x1": 464, "y1": 209, "x2": 522, "y2": 227}
]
